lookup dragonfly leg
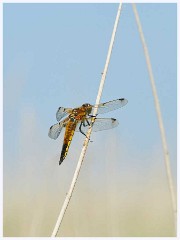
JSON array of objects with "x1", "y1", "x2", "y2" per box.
[
  {"x1": 82, "y1": 121, "x2": 87, "y2": 127},
  {"x1": 82, "y1": 119, "x2": 90, "y2": 127},
  {"x1": 86, "y1": 119, "x2": 91, "y2": 126},
  {"x1": 88, "y1": 114, "x2": 97, "y2": 118},
  {"x1": 79, "y1": 121, "x2": 93, "y2": 142},
  {"x1": 79, "y1": 121, "x2": 88, "y2": 138}
]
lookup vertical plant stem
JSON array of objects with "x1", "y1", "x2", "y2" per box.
[
  {"x1": 51, "y1": 3, "x2": 123, "y2": 237},
  {"x1": 132, "y1": 3, "x2": 177, "y2": 235}
]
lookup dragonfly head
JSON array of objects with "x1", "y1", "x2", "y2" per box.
[{"x1": 82, "y1": 103, "x2": 91, "y2": 108}]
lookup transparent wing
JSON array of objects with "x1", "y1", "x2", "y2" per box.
[
  {"x1": 76, "y1": 118, "x2": 119, "y2": 132},
  {"x1": 48, "y1": 121, "x2": 65, "y2": 140},
  {"x1": 89, "y1": 98, "x2": 128, "y2": 115},
  {"x1": 56, "y1": 107, "x2": 72, "y2": 121}
]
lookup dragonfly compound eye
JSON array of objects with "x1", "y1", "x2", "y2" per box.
[{"x1": 82, "y1": 103, "x2": 91, "y2": 107}]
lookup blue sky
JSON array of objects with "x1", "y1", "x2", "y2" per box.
[
  {"x1": 3, "y1": 3, "x2": 177, "y2": 236},
  {"x1": 4, "y1": 3, "x2": 177, "y2": 171}
]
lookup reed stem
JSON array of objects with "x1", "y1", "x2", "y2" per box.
[
  {"x1": 132, "y1": 3, "x2": 177, "y2": 236},
  {"x1": 51, "y1": 3, "x2": 123, "y2": 237}
]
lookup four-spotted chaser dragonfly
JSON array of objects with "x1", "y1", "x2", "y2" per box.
[{"x1": 48, "y1": 98, "x2": 128, "y2": 165}]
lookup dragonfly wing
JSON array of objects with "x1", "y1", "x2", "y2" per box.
[
  {"x1": 76, "y1": 118, "x2": 119, "y2": 132},
  {"x1": 90, "y1": 98, "x2": 128, "y2": 115},
  {"x1": 91, "y1": 118, "x2": 119, "y2": 132},
  {"x1": 48, "y1": 121, "x2": 65, "y2": 140},
  {"x1": 56, "y1": 107, "x2": 72, "y2": 121}
]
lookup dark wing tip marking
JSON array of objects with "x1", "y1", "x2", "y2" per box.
[
  {"x1": 119, "y1": 98, "x2": 128, "y2": 104},
  {"x1": 119, "y1": 98, "x2": 127, "y2": 101},
  {"x1": 57, "y1": 107, "x2": 67, "y2": 112}
]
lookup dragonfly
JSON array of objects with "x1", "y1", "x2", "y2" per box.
[{"x1": 48, "y1": 98, "x2": 128, "y2": 165}]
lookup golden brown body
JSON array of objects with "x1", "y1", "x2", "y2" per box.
[
  {"x1": 59, "y1": 119, "x2": 77, "y2": 164},
  {"x1": 59, "y1": 105, "x2": 92, "y2": 165}
]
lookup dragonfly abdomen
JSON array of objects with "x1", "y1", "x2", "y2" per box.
[{"x1": 59, "y1": 121, "x2": 77, "y2": 165}]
